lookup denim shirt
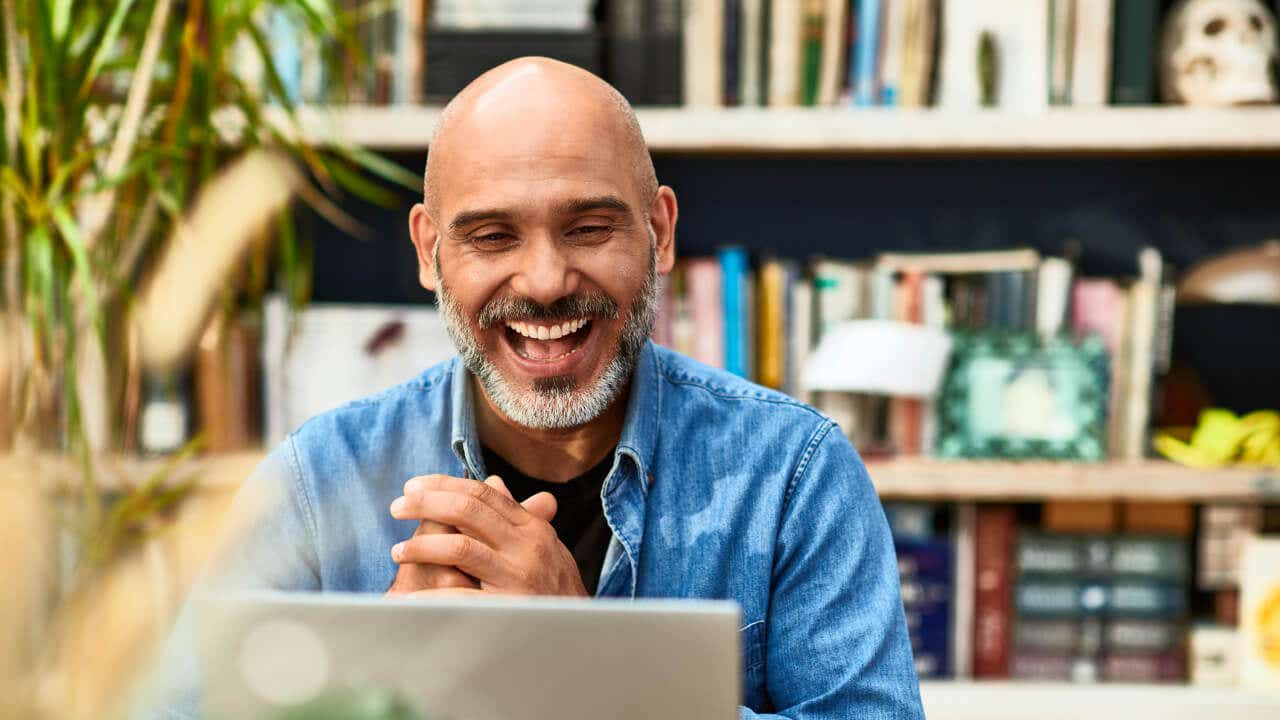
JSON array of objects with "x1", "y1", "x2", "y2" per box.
[{"x1": 146, "y1": 341, "x2": 924, "y2": 719}]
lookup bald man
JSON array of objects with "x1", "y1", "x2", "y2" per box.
[{"x1": 144, "y1": 58, "x2": 923, "y2": 719}]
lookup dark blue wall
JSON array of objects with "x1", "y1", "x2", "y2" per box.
[{"x1": 309, "y1": 151, "x2": 1280, "y2": 303}]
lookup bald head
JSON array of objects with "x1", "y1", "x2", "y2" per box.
[{"x1": 423, "y1": 57, "x2": 657, "y2": 219}]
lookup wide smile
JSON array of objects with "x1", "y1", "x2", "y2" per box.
[{"x1": 498, "y1": 316, "x2": 600, "y2": 378}]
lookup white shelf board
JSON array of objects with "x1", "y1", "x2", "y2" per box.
[
  {"x1": 866, "y1": 458, "x2": 1280, "y2": 501},
  {"x1": 919, "y1": 681, "x2": 1280, "y2": 720},
  {"x1": 292, "y1": 105, "x2": 1280, "y2": 154}
]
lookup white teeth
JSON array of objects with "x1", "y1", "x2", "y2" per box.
[{"x1": 504, "y1": 318, "x2": 589, "y2": 340}]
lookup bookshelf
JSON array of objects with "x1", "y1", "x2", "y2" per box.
[
  {"x1": 288, "y1": 105, "x2": 1280, "y2": 154},
  {"x1": 918, "y1": 680, "x2": 1280, "y2": 720}
]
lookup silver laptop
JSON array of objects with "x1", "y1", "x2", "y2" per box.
[{"x1": 197, "y1": 591, "x2": 741, "y2": 720}]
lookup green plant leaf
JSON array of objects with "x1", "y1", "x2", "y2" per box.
[
  {"x1": 77, "y1": 0, "x2": 141, "y2": 99},
  {"x1": 50, "y1": 0, "x2": 74, "y2": 45},
  {"x1": 51, "y1": 203, "x2": 106, "y2": 351},
  {"x1": 334, "y1": 143, "x2": 420, "y2": 191}
]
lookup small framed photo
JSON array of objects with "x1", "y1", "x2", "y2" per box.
[{"x1": 936, "y1": 333, "x2": 1109, "y2": 460}]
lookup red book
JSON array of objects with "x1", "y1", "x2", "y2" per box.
[{"x1": 973, "y1": 505, "x2": 1017, "y2": 678}]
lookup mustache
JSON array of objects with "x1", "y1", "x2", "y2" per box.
[{"x1": 476, "y1": 292, "x2": 620, "y2": 330}]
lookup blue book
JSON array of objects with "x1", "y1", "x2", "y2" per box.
[
  {"x1": 852, "y1": 0, "x2": 881, "y2": 107},
  {"x1": 897, "y1": 539, "x2": 954, "y2": 678},
  {"x1": 718, "y1": 247, "x2": 750, "y2": 378}
]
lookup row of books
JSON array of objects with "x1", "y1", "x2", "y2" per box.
[
  {"x1": 652, "y1": 246, "x2": 1174, "y2": 461},
  {"x1": 681, "y1": 0, "x2": 1179, "y2": 109},
  {"x1": 886, "y1": 500, "x2": 1280, "y2": 686},
  {"x1": 254, "y1": 1, "x2": 600, "y2": 105},
  {"x1": 255, "y1": 1, "x2": 1249, "y2": 109}
]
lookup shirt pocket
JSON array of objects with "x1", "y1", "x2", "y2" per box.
[{"x1": 739, "y1": 619, "x2": 767, "y2": 706}]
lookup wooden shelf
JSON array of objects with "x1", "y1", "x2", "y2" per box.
[
  {"x1": 919, "y1": 681, "x2": 1280, "y2": 720},
  {"x1": 290, "y1": 105, "x2": 1280, "y2": 154},
  {"x1": 10, "y1": 452, "x2": 1279, "y2": 500},
  {"x1": 867, "y1": 458, "x2": 1280, "y2": 501}
]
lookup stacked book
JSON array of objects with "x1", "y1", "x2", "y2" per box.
[
  {"x1": 891, "y1": 501, "x2": 1280, "y2": 686},
  {"x1": 1012, "y1": 533, "x2": 1189, "y2": 683}
]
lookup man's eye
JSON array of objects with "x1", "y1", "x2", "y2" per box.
[
  {"x1": 568, "y1": 226, "x2": 610, "y2": 241},
  {"x1": 471, "y1": 233, "x2": 515, "y2": 249}
]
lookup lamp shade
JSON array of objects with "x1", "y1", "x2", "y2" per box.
[{"x1": 803, "y1": 319, "x2": 953, "y2": 398}]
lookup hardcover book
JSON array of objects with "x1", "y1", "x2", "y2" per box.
[{"x1": 974, "y1": 506, "x2": 1017, "y2": 677}]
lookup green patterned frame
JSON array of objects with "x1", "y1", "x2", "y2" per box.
[{"x1": 936, "y1": 333, "x2": 1110, "y2": 460}]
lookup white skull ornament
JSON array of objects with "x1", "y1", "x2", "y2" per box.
[{"x1": 1160, "y1": 0, "x2": 1280, "y2": 105}]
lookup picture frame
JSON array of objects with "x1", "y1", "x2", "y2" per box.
[{"x1": 936, "y1": 333, "x2": 1110, "y2": 460}]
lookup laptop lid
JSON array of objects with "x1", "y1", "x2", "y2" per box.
[{"x1": 197, "y1": 591, "x2": 741, "y2": 720}]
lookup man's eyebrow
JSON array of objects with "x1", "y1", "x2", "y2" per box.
[
  {"x1": 448, "y1": 208, "x2": 515, "y2": 233},
  {"x1": 556, "y1": 195, "x2": 633, "y2": 216}
]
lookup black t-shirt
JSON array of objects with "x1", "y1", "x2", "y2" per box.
[{"x1": 481, "y1": 446, "x2": 614, "y2": 595}]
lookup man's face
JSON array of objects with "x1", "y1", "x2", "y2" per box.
[{"x1": 422, "y1": 116, "x2": 664, "y2": 429}]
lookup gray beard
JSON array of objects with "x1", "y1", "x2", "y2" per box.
[{"x1": 433, "y1": 242, "x2": 659, "y2": 430}]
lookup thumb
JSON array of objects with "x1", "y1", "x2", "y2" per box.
[{"x1": 521, "y1": 491, "x2": 558, "y2": 523}]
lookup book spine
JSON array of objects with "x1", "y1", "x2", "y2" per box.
[
  {"x1": 800, "y1": 0, "x2": 825, "y2": 106},
  {"x1": 817, "y1": 0, "x2": 849, "y2": 106},
  {"x1": 897, "y1": 538, "x2": 955, "y2": 678},
  {"x1": 1071, "y1": 0, "x2": 1113, "y2": 106},
  {"x1": 652, "y1": 0, "x2": 685, "y2": 105},
  {"x1": 758, "y1": 259, "x2": 787, "y2": 389},
  {"x1": 686, "y1": 259, "x2": 725, "y2": 368},
  {"x1": 1048, "y1": 0, "x2": 1075, "y2": 105},
  {"x1": 683, "y1": 0, "x2": 725, "y2": 106},
  {"x1": 852, "y1": 0, "x2": 883, "y2": 106},
  {"x1": 740, "y1": 0, "x2": 766, "y2": 106},
  {"x1": 1035, "y1": 257, "x2": 1073, "y2": 341},
  {"x1": 1109, "y1": 0, "x2": 1160, "y2": 104},
  {"x1": 1119, "y1": 258, "x2": 1159, "y2": 461},
  {"x1": 880, "y1": 0, "x2": 909, "y2": 105},
  {"x1": 768, "y1": 0, "x2": 802, "y2": 105},
  {"x1": 611, "y1": 0, "x2": 649, "y2": 105},
  {"x1": 952, "y1": 502, "x2": 977, "y2": 678},
  {"x1": 724, "y1": 0, "x2": 743, "y2": 105},
  {"x1": 719, "y1": 247, "x2": 751, "y2": 377},
  {"x1": 974, "y1": 505, "x2": 1016, "y2": 678}
]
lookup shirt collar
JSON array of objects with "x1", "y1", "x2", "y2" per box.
[{"x1": 448, "y1": 341, "x2": 661, "y2": 493}]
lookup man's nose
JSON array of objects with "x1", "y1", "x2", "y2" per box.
[{"x1": 509, "y1": 236, "x2": 580, "y2": 307}]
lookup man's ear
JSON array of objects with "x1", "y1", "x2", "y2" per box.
[
  {"x1": 408, "y1": 203, "x2": 439, "y2": 291},
  {"x1": 649, "y1": 186, "x2": 678, "y2": 275}
]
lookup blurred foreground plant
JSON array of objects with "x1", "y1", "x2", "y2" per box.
[
  {"x1": 0, "y1": 0, "x2": 415, "y2": 456},
  {"x1": 0, "y1": 1, "x2": 417, "y2": 717}
]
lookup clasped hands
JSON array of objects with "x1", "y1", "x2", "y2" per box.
[{"x1": 384, "y1": 474, "x2": 588, "y2": 598}]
